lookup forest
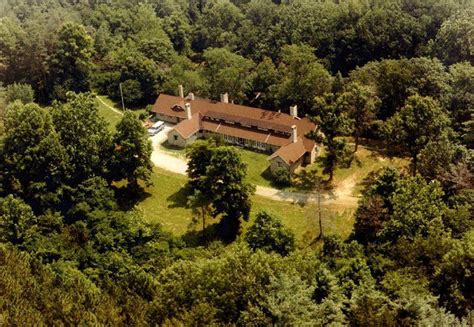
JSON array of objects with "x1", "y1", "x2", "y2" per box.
[{"x1": 0, "y1": 0, "x2": 473, "y2": 325}]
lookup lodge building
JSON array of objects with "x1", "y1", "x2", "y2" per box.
[{"x1": 151, "y1": 86, "x2": 320, "y2": 173}]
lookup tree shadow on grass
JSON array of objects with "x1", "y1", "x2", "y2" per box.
[
  {"x1": 166, "y1": 185, "x2": 190, "y2": 208},
  {"x1": 358, "y1": 138, "x2": 400, "y2": 159},
  {"x1": 181, "y1": 223, "x2": 222, "y2": 247},
  {"x1": 260, "y1": 166, "x2": 292, "y2": 189},
  {"x1": 161, "y1": 140, "x2": 186, "y2": 154},
  {"x1": 114, "y1": 184, "x2": 152, "y2": 211}
]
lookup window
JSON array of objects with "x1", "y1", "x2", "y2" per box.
[{"x1": 174, "y1": 135, "x2": 178, "y2": 141}]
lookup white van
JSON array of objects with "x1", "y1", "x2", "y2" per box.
[{"x1": 148, "y1": 121, "x2": 165, "y2": 136}]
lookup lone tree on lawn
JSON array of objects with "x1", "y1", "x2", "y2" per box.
[
  {"x1": 294, "y1": 169, "x2": 325, "y2": 240},
  {"x1": 186, "y1": 140, "x2": 255, "y2": 242},
  {"x1": 385, "y1": 95, "x2": 451, "y2": 176},
  {"x1": 110, "y1": 111, "x2": 153, "y2": 190},
  {"x1": 311, "y1": 93, "x2": 353, "y2": 182}
]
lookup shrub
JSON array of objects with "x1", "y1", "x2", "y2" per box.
[
  {"x1": 272, "y1": 167, "x2": 291, "y2": 186},
  {"x1": 5, "y1": 83, "x2": 34, "y2": 104}
]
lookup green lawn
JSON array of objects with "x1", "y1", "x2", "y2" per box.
[
  {"x1": 96, "y1": 96, "x2": 123, "y2": 131},
  {"x1": 157, "y1": 144, "x2": 280, "y2": 188},
  {"x1": 237, "y1": 148, "x2": 277, "y2": 188},
  {"x1": 96, "y1": 95, "x2": 148, "y2": 131},
  {"x1": 139, "y1": 168, "x2": 356, "y2": 247}
]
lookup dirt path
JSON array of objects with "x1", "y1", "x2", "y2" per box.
[
  {"x1": 96, "y1": 96, "x2": 124, "y2": 115},
  {"x1": 150, "y1": 135, "x2": 359, "y2": 205}
]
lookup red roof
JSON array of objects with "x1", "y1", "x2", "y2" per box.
[
  {"x1": 268, "y1": 137, "x2": 311, "y2": 165},
  {"x1": 152, "y1": 94, "x2": 315, "y2": 135},
  {"x1": 153, "y1": 93, "x2": 318, "y2": 163}
]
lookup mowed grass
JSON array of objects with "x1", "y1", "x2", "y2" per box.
[
  {"x1": 139, "y1": 168, "x2": 356, "y2": 246},
  {"x1": 96, "y1": 95, "x2": 148, "y2": 131},
  {"x1": 96, "y1": 96, "x2": 123, "y2": 131}
]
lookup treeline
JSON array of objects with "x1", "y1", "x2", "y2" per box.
[
  {"x1": 0, "y1": 1, "x2": 472, "y2": 98},
  {"x1": 1, "y1": 0, "x2": 473, "y2": 150}
]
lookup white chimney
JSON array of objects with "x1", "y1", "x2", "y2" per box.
[
  {"x1": 188, "y1": 92, "x2": 195, "y2": 101},
  {"x1": 220, "y1": 93, "x2": 229, "y2": 103},
  {"x1": 185, "y1": 103, "x2": 192, "y2": 120},
  {"x1": 178, "y1": 85, "x2": 184, "y2": 98},
  {"x1": 290, "y1": 105, "x2": 298, "y2": 118},
  {"x1": 291, "y1": 125, "x2": 297, "y2": 143}
]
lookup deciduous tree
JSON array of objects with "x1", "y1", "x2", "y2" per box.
[
  {"x1": 311, "y1": 93, "x2": 353, "y2": 182},
  {"x1": 202, "y1": 47, "x2": 255, "y2": 102},
  {"x1": 385, "y1": 95, "x2": 451, "y2": 175},
  {"x1": 245, "y1": 211, "x2": 295, "y2": 256},
  {"x1": 110, "y1": 111, "x2": 153, "y2": 189},
  {"x1": 51, "y1": 92, "x2": 112, "y2": 184},
  {"x1": 49, "y1": 23, "x2": 94, "y2": 100}
]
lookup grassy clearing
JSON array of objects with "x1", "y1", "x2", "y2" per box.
[
  {"x1": 139, "y1": 168, "x2": 356, "y2": 246},
  {"x1": 157, "y1": 144, "x2": 281, "y2": 188},
  {"x1": 304, "y1": 144, "x2": 408, "y2": 195},
  {"x1": 96, "y1": 95, "x2": 148, "y2": 131},
  {"x1": 237, "y1": 148, "x2": 277, "y2": 188},
  {"x1": 96, "y1": 97, "x2": 123, "y2": 131}
]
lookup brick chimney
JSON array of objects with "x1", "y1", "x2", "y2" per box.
[
  {"x1": 220, "y1": 93, "x2": 229, "y2": 103},
  {"x1": 178, "y1": 85, "x2": 184, "y2": 98},
  {"x1": 291, "y1": 125, "x2": 297, "y2": 143},
  {"x1": 290, "y1": 105, "x2": 298, "y2": 118},
  {"x1": 185, "y1": 103, "x2": 192, "y2": 120}
]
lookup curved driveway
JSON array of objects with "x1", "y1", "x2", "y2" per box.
[{"x1": 150, "y1": 127, "x2": 358, "y2": 206}]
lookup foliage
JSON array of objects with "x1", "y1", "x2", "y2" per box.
[
  {"x1": 48, "y1": 23, "x2": 94, "y2": 101},
  {"x1": 340, "y1": 82, "x2": 380, "y2": 151},
  {"x1": 0, "y1": 196, "x2": 37, "y2": 246},
  {"x1": 186, "y1": 140, "x2": 255, "y2": 241},
  {"x1": 276, "y1": 44, "x2": 332, "y2": 115},
  {"x1": 385, "y1": 94, "x2": 451, "y2": 175},
  {"x1": 271, "y1": 166, "x2": 291, "y2": 187},
  {"x1": 202, "y1": 47, "x2": 255, "y2": 102},
  {"x1": 433, "y1": 9, "x2": 474, "y2": 65},
  {"x1": 245, "y1": 211, "x2": 295, "y2": 256},
  {"x1": 4, "y1": 83, "x2": 34, "y2": 104},
  {"x1": 110, "y1": 111, "x2": 153, "y2": 188},
  {"x1": 312, "y1": 93, "x2": 353, "y2": 182},
  {"x1": 51, "y1": 92, "x2": 111, "y2": 185},
  {"x1": 1, "y1": 101, "x2": 68, "y2": 210}
]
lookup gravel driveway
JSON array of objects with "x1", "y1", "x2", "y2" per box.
[{"x1": 149, "y1": 125, "x2": 358, "y2": 205}]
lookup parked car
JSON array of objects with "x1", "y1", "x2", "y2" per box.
[{"x1": 148, "y1": 120, "x2": 165, "y2": 136}]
